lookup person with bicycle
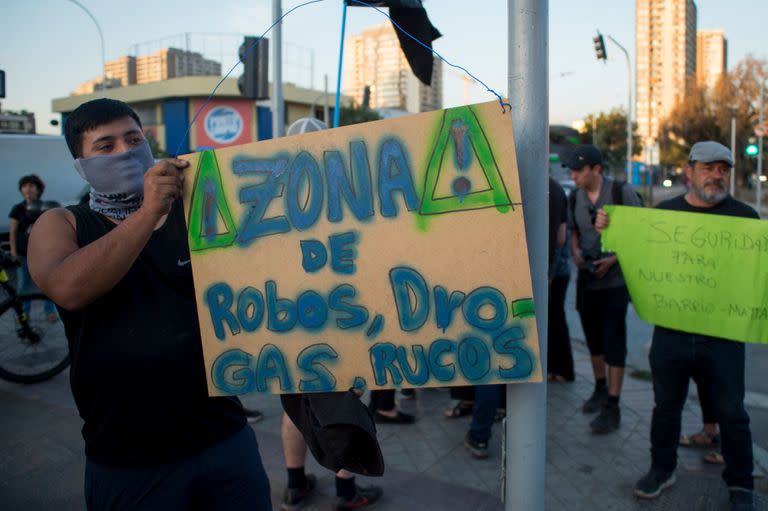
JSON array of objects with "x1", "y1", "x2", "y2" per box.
[
  {"x1": 8, "y1": 174, "x2": 57, "y2": 323},
  {"x1": 26, "y1": 98, "x2": 271, "y2": 510}
]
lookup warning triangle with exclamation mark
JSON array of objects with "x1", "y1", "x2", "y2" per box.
[
  {"x1": 187, "y1": 150, "x2": 238, "y2": 252},
  {"x1": 420, "y1": 106, "x2": 513, "y2": 215}
]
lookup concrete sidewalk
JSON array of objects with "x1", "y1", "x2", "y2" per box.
[{"x1": 0, "y1": 340, "x2": 766, "y2": 510}]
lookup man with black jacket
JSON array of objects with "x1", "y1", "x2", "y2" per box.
[{"x1": 596, "y1": 141, "x2": 756, "y2": 510}]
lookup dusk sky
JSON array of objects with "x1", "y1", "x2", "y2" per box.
[{"x1": 3, "y1": 0, "x2": 766, "y2": 135}]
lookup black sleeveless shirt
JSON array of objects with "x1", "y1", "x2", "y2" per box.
[{"x1": 59, "y1": 201, "x2": 245, "y2": 466}]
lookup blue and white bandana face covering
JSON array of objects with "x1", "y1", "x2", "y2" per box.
[{"x1": 74, "y1": 140, "x2": 155, "y2": 220}]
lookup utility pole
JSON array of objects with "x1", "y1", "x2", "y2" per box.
[
  {"x1": 506, "y1": 1, "x2": 548, "y2": 510},
  {"x1": 324, "y1": 74, "x2": 329, "y2": 124},
  {"x1": 66, "y1": 0, "x2": 106, "y2": 97},
  {"x1": 758, "y1": 80, "x2": 765, "y2": 217},
  {"x1": 272, "y1": 0, "x2": 285, "y2": 138},
  {"x1": 730, "y1": 105, "x2": 737, "y2": 195},
  {"x1": 605, "y1": 35, "x2": 633, "y2": 179}
]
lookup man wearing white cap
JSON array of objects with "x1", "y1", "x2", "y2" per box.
[{"x1": 597, "y1": 141, "x2": 757, "y2": 510}]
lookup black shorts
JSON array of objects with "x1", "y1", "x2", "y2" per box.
[{"x1": 577, "y1": 282, "x2": 629, "y2": 368}]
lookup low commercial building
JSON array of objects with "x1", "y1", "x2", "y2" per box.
[{"x1": 52, "y1": 76, "x2": 349, "y2": 155}]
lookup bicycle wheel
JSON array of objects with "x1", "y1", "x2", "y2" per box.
[{"x1": 0, "y1": 294, "x2": 70, "y2": 383}]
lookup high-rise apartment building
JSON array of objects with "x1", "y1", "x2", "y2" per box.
[
  {"x1": 344, "y1": 23, "x2": 442, "y2": 113},
  {"x1": 72, "y1": 77, "x2": 123, "y2": 95},
  {"x1": 105, "y1": 56, "x2": 137, "y2": 86},
  {"x1": 635, "y1": 0, "x2": 697, "y2": 151},
  {"x1": 136, "y1": 48, "x2": 221, "y2": 84},
  {"x1": 696, "y1": 29, "x2": 727, "y2": 90},
  {"x1": 74, "y1": 48, "x2": 221, "y2": 95}
]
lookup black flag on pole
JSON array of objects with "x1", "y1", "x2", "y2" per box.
[{"x1": 346, "y1": 0, "x2": 442, "y2": 86}]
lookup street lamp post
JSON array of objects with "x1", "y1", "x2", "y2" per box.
[
  {"x1": 272, "y1": 0, "x2": 285, "y2": 138},
  {"x1": 605, "y1": 35, "x2": 633, "y2": 179},
  {"x1": 65, "y1": 0, "x2": 106, "y2": 96},
  {"x1": 507, "y1": 1, "x2": 548, "y2": 510},
  {"x1": 758, "y1": 80, "x2": 765, "y2": 217},
  {"x1": 730, "y1": 105, "x2": 737, "y2": 196}
]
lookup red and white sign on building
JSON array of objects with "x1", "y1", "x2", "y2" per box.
[{"x1": 192, "y1": 99, "x2": 253, "y2": 150}]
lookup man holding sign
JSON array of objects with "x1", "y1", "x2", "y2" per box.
[
  {"x1": 566, "y1": 144, "x2": 642, "y2": 435},
  {"x1": 596, "y1": 141, "x2": 756, "y2": 509},
  {"x1": 27, "y1": 99, "x2": 271, "y2": 510}
]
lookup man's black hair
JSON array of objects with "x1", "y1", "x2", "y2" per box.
[
  {"x1": 18, "y1": 174, "x2": 45, "y2": 197},
  {"x1": 64, "y1": 98, "x2": 142, "y2": 158}
]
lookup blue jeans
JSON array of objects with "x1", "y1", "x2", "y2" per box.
[
  {"x1": 469, "y1": 385, "x2": 504, "y2": 443},
  {"x1": 84, "y1": 426, "x2": 271, "y2": 510},
  {"x1": 17, "y1": 256, "x2": 56, "y2": 316},
  {"x1": 649, "y1": 327, "x2": 753, "y2": 489}
]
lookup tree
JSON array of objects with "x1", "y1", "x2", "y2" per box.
[
  {"x1": 579, "y1": 108, "x2": 641, "y2": 174},
  {"x1": 658, "y1": 55, "x2": 767, "y2": 184},
  {"x1": 144, "y1": 129, "x2": 168, "y2": 158},
  {"x1": 338, "y1": 102, "x2": 382, "y2": 126}
]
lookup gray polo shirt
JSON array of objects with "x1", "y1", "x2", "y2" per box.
[{"x1": 567, "y1": 176, "x2": 642, "y2": 290}]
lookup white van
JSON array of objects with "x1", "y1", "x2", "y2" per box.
[{"x1": 0, "y1": 134, "x2": 89, "y2": 235}]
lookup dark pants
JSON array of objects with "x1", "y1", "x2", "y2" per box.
[
  {"x1": 577, "y1": 280, "x2": 629, "y2": 368},
  {"x1": 450, "y1": 386, "x2": 475, "y2": 401},
  {"x1": 693, "y1": 376, "x2": 717, "y2": 424},
  {"x1": 649, "y1": 327, "x2": 753, "y2": 489},
  {"x1": 369, "y1": 390, "x2": 395, "y2": 412},
  {"x1": 468, "y1": 385, "x2": 505, "y2": 443},
  {"x1": 548, "y1": 274, "x2": 574, "y2": 380},
  {"x1": 85, "y1": 426, "x2": 271, "y2": 510}
]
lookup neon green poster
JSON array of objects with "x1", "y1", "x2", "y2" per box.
[{"x1": 601, "y1": 205, "x2": 768, "y2": 344}]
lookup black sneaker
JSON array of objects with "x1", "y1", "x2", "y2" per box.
[
  {"x1": 335, "y1": 484, "x2": 383, "y2": 510},
  {"x1": 729, "y1": 488, "x2": 754, "y2": 511},
  {"x1": 244, "y1": 408, "x2": 263, "y2": 423},
  {"x1": 633, "y1": 468, "x2": 676, "y2": 499},
  {"x1": 281, "y1": 474, "x2": 317, "y2": 511},
  {"x1": 590, "y1": 402, "x2": 620, "y2": 434},
  {"x1": 464, "y1": 432, "x2": 489, "y2": 459},
  {"x1": 582, "y1": 387, "x2": 609, "y2": 414}
]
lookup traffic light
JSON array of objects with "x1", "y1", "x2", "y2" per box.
[
  {"x1": 238, "y1": 37, "x2": 269, "y2": 100},
  {"x1": 746, "y1": 136, "x2": 759, "y2": 156},
  {"x1": 593, "y1": 33, "x2": 607, "y2": 61}
]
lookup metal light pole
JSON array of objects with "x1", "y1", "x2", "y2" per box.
[
  {"x1": 272, "y1": 0, "x2": 285, "y2": 138},
  {"x1": 730, "y1": 106, "x2": 737, "y2": 196},
  {"x1": 606, "y1": 35, "x2": 633, "y2": 178},
  {"x1": 324, "y1": 73, "x2": 329, "y2": 124},
  {"x1": 758, "y1": 80, "x2": 765, "y2": 217},
  {"x1": 506, "y1": 1, "x2": 548, "y2": 510},
  {"x1": 66, "y1": 0, "x2": 106, "y2": 96}
]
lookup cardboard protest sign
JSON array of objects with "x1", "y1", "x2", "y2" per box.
[
  {"x1": 602, "y1": 205, "x2": 768, "y2": 344},
  {"x1": 181, "y1": 101, "x2": 541, "y2": 395}
]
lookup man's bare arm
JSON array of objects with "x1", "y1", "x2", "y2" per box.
[
  {"x1": 8, "y1": 218, "x2": 19, "y2": 258},
  {"x1": 570, "y1": 231, "x2": 584, "y2": 268},
  {"x1": 29, "y1": 207, "x2": 162, "y2": 310},
  {"x1": 557, "y1": 222, "x2": 566, "y2": 249},
  {"x1": 27, "y1": 159, "x2": 187, "y2": 310}
]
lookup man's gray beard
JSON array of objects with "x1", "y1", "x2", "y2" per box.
[{"x1": 693, "y1": 182, "x2": 728, "y2": 205}]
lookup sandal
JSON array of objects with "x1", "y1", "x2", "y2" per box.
[
  {"x1": 444, "y1": 401, "x2": 473, "y2": 418},
  {"x1": 679, "y1": 430, "x2": 719, "y2": 448},
  {"x1": 703, "y1": 450, "x2": 725, "y2": 464},
  {"x1": 375, "y1": 410, "x2": 415, "y2": 424}
]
